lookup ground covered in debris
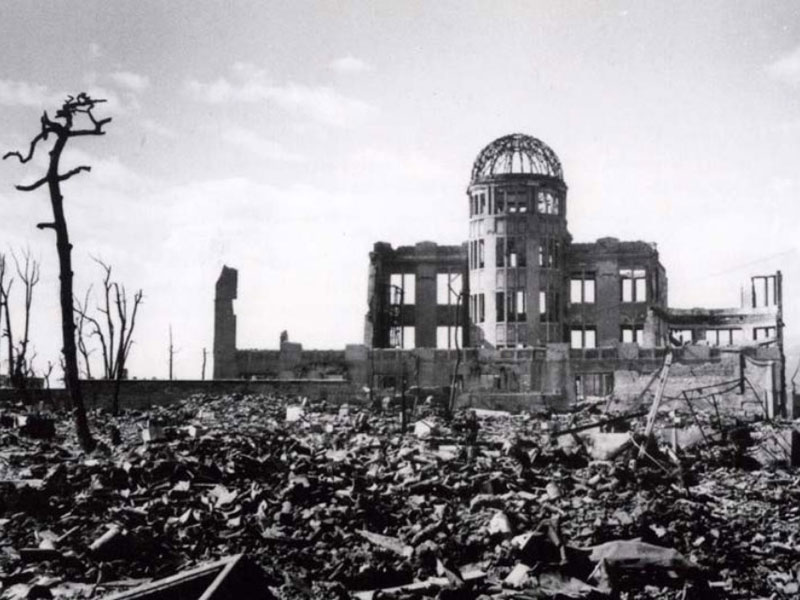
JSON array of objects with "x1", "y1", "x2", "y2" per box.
[{"x1": 1, "y1": 394, "x2": 799, "y2": 599}]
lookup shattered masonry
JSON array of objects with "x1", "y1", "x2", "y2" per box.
[
  {"x1": 213, "y1": 133, "x2": 786, "y2": 414},
  {"x1": 212, "y1": 266, "x2": 238, "y2": 380}
]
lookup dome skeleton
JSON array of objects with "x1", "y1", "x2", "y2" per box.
[{"x1": 471, "y1": 133, "x2": 564, "y2": 183}]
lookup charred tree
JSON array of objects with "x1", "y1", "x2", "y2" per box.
[
  {"x1": 169, "y1": 325, "x2": 175, "y2": 380},
  {"x1": 11, "y1": 250, "x2": 40, "y2": 395},
  {"x1": 0, "y1": 250, "x2": 41, "y2": 398},
  {"x1": 3, "y1": 93, "x2": 111, "y2": 451},
  {"x1": 0, "y1": 254, "x2": 12, "y2": 381},
  {"x1": 74, "y1": 259, "x2": 142, "y2": 415},
  {"x1": 74, "y1": 287, "x2": 94, "y2": 380}
]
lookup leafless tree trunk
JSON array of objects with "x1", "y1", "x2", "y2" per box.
[
  {"x1": 169, "y1": 325, "x2": 175, "y2": 380},
  {"x1": 202, "y1": 347, "x2": 207, "y2": 380},
  {"x1": 0, "y1": 250, "x2": 40, "y2": 398},
  {"x1": 74, "y1": 259, "x2": 142, "y2": 415},
  {"x1": 0, "y1": 254, "x2": 13, "y2": 381},
  {"x1": 10, "y1": 250, "x2": 40, "y2": 395},
  {"x1": 74, "y1": 287, "x2": 94, "y2": 379},
  {"x1": 110, "y1": 278, "x2": 142, "y2": 414},
  {"x1": 3, "y1": 93, "x2": 111, "y2": 451}
]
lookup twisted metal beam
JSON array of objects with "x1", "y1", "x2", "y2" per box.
[{"x1": 471, "y1": 133, "x2": 563, "y2": 183}]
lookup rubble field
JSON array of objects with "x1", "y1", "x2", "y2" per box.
[{"x1": 1, "y1": 393, "x2": 799, "y2": 599}]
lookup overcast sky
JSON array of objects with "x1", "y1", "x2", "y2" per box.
[{"x1": 1, "y1": 1, "x2": 799, "y2": 380}]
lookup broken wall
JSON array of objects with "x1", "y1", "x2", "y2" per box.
[
  {"x1": 614, "y1": 345, "x2": 782, "y2": 419},
  {"x1": 213, "y1": 266, "x2": 238, "y2": 379},
  {"x1": 236, "y1": 346, "x2": 348, "y2": 380},
  {"x1": 2, "y1": 378, "x2": 357, "y2": 410},
  {"x1": 364, "y1": 241, "x2": 469, "y2": 349}
]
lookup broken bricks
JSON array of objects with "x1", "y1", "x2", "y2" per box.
[
  {"x1": 0, "y1": 392, "x2": 798, "y2": 599},
  {"x1": 0, "y1": 412, "x2": 55, "y2": 439}
]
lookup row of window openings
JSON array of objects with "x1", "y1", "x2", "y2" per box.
[
  {"x1": 388, "y1": 326, "x2": 463, "y2": 350},
  {"x1": 470, "y1": 190, "x2": 561, "y2": 217},
  {"x1": 571, "y1": 326, "x2": 642, "y2": 349},
  {"x1": 671, "y1": 327, "x2": 777, "y2": 345},
  {"x1": 469, "y1": 238, "x2": 561, "y2": 270},
  {"x1": 574, "y1": 326, "x2": 774, "y2": 349},
  {"x1": 570, "y1": 270, "x2": 647, "y2": 304},
  {"x1": 389, "y1": 325, "x2": 776, "y2": 351},
  {"x1": 395, "y1": 269, "x2": 648, "y2": 309},
  {"x1": 468, "y1": 290, "x2": 560, "y2": 324},
  {"x1": 469, "y1": 218, "x2": 528, "y2": 237},
  {"x1": 389, "y1": 272, "x2": 463, "y2": 306}
]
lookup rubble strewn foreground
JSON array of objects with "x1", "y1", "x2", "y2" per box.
[{"x1": 1, "y1": 394, "x2": 800, "y2": 599}]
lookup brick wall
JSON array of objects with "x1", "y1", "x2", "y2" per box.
[{"x1": 0, "y1": 378, "x2": 357, "y2": 410}]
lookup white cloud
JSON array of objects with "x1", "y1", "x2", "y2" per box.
[
  {"x1": 110, "y1": 71, "x2": 150, "y2": 93},
  {"x1": 766, "y1": 45, "x2": 800, "y2": 86},
  {"x1": 0, "y1": 79, "x2": 62, "y2": 107},
  {"x1": 343, "y1": 147, "x2": 452, "y2": 183},
  {"x1": 60, "y1": 147, "x2": 153, "y2": 192},
  {"x1": 186, "y1": 64, "x2": 377, "y2": 127},
  {"x1": 142, "y1": 119, "x2": 178, "y2": 139},
  {"x1": 330, "y1": 55, "x2": 373, "y2": 73},
  {"x1": 221, "y1": 126, "x2": 303, "y2": 162}
]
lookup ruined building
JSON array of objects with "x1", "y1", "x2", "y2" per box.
[
  {"x1": 364, "y1": 134, "x2": 782, "y2": 353},
  {"x1": 214, "y1": 133, "x2": 786, "y2": 414}
]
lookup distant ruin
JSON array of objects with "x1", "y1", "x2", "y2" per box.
[{"x1": 213, "y1": 133, "x2": 786, "y2": 414}]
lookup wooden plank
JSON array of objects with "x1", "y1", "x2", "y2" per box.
[{"x1": 638, "y1": 352, "x2": 673, "y2": 460}]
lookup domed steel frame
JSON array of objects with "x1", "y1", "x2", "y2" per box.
[{"x1": 471, "y1": 133, "x2": 563, "y2": 183}]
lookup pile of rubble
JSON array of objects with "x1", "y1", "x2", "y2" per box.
[{"x1": 0, "y1": 393, "x2": 799, "y2": 599}]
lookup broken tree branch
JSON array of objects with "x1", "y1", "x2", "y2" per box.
[
  {"x1": 16, "y1": 175, "x2": 49, "y2": 192},
  {"x1": 2, "y1": 131, "x2": 47, "y2": 164},
  {"x1": 58, "y1": 165, "x2": 91, "y2": 183}
]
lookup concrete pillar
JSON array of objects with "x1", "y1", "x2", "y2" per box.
[
  {"x1": 594, "y1": 259, "x2": 619, "y2": 346},
  {"x1": 415, "y1": 252, "x2": 438, "y2": 349},
  {"x1": 213, "y1": 266, "x2": 238, "y2": 379}
]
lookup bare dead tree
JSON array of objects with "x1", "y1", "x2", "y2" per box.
[
  {"x1": 74, "y1": 259, "x2": 142, "y2": 415},
  {"x1": 0, "y1": 250, "x2": 41, "y2": 397},
  {"x1": 74, "y1": 287, "x2": 94, "y2": 379},
  {"x1": 10, "y1": 249, "x2": 41, "y2": 393},
  {"x1": 201, "y1": 347, "x2": 207, "y2": 380},
  {"x1": 3, "y1": 93, "x2": 112, "y2": 451},
  {"x1": 0, "y1": 254, "x2": 12, "y2": 381},
  {"x1": 169, "y1": 325, "x2": 175, "y2": 380}
]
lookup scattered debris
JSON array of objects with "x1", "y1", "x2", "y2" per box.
[{"x1": 0, "y1": 392, "x2": 799, "y2": 599}]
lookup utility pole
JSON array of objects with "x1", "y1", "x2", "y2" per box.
[
  {"x1": 448, "y1": 290, "x2": 464, "y2": 417},
  {"x1": 168, "y1": 325, "x2": 174, "y2": 380},
  {"x1": 776, "y1": 271, "x2": 787, "y2": 417},
  {"x1": 201, "y1": 347, "x2": 207, "y2": 381},
  {"x1": 400, "y1": 358, "x2": 407, "y2": 433}
]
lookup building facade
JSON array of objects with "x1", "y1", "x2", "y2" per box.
[
  {"x1": 366, "y1": 134, "x2": 675, "y2": 350},
  {"x1": 365, "y1": 133, "x2": 781, "y2": 354},
  {"x1": 213, "y1": 132, "x2": 786, "y2": 413}
]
